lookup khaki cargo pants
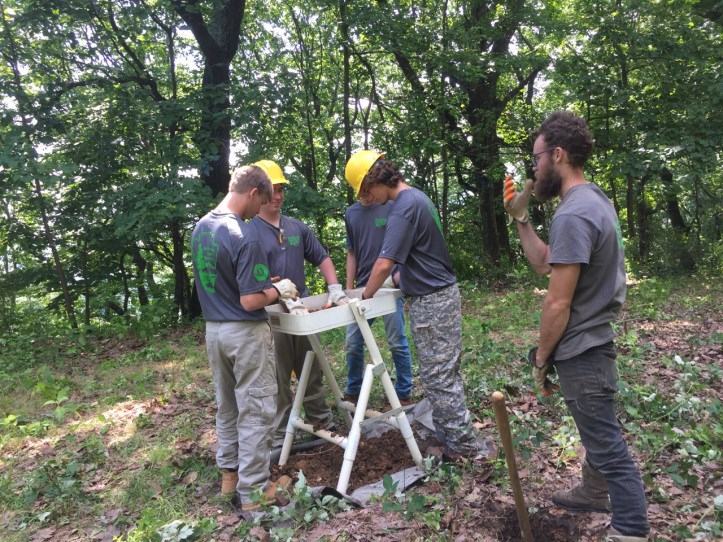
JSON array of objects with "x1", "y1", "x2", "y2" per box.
[{"x1": 206, "y1": 320, "x2": 277, "y2": 505}]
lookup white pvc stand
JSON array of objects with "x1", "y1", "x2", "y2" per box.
[{"x1": 277, "y1": 297, "x2": 423, "y2": 494}]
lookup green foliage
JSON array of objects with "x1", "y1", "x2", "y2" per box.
[
  {"x1": 117, "y1": 512, "x2": 216, "y2": 542},
  {"x1": 20, "y1": 454, "x2": 90, "y2": 520},
  {"x1": 1, "y1": 0, "x2": 720, "y2": 334},
  {"x1": 243, "y1": 470, "x2": 351, "y2": 541}
]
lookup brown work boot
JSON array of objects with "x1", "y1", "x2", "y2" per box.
[
  {"x1": 241, "y1": 475, "x2": 294, "y2": 511},
  {"x1": 343, "y1": 393, "x2": 359, "y2": 405},
  {"x1": 552, "y1": 460, "x2": 611, "y2": 512},
  {"x1": 221, "y1": 468, "x2": 238, "y2": 496},
  {"x1": 604, "y1": 527, "x2": 648, "y2": 541}
]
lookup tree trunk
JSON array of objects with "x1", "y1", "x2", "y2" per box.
[
  {"x1": 441, "y1": 145, "x2": 450, "y2": 238},
  {"x1": 660, "y1": 168, "x2": 689, "y2": 233},
  {"x1": 626, "y1": 174, "x2": 636, "y2": 237},
  {"x1": 131, "y1": 248, "x2": 150, "y2": 306},
  {"x1": 635, "y1": 174, "x2": 651, "y2": 261},
  {"x1": 340, "y1": 0, "x2": 353, "y2": 206},
  {"x1": 172, "y1": 0, "x2": 246, "y2": 198},
  {"x1": 2, "y1": 1, "x2": 77, "y2": 329},
  {"x1": 170, "y1": 221, "x2": 190, "y2": 317},
  {"x1": 82, "y1": 240, "x2": 91, "y2": 327},
  {"x1": 34, "y1": 178, "x2": 78, "y2": 329}
]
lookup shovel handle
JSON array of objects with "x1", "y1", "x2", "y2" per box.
[{"x1": 491, "y1": 391, "x2": 533, "y2": 542}]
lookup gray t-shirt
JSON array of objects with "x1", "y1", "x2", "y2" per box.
[
  {"x1": 549, "y1": 183, "x2": 627, "y2": 360},
  {"x1": 250, "y1": 215, "x2": 328, "y2": 297},
  {"x1": 379, "y1": 187, "x2": 456, "y2": 296},
  {"x1": 344, "y1": 201, "x2": 394, "y2": 287},
  {"x1": 190, "y1": 211, "x2": 272, "y2": 322}
]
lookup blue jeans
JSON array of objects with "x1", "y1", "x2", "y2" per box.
[
  {"x1": 345, "y1": 297, "x2": 413, "y2": 399},
  {"x1": 555, "y1": 342, "x2": 649, "y2": 537}
]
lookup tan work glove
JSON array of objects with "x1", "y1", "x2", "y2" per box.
[
  {"x1": 528, "y1": 347, "x2": 559, "y2": 397},
  {"x1": 327, "y1": 284, "x2": 350, "y2": 306},
  {"x1": 503, "y1": 175, "x2": 534, "y2": 224},
  {"x1": 273, "y1": 278, "x2": 299, "y2": 301},
  {"x1": 381, "y1": 275, "x2": 396, "y2": 289},
  {"x1": 283, "y1": 298, "x2": 309, "y2": 315}
]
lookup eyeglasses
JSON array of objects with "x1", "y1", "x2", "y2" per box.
[
  {"x1": 531, "y1": 147, "x2": 556, "y2": 167},
  {"x1": 278, "y1": 228, "x2": 285, "y2": 251}
]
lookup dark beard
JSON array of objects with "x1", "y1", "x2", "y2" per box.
[{"x1": 535, "y1": 168, "x2": 562, "y2": 201}]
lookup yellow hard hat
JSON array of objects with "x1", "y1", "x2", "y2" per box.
[
  {"x1": 253, "y1": 160, "x2": 289, "y2": 185},
  {"x1": 345, "y1": 150, "x2": 384, "y2": 196}
]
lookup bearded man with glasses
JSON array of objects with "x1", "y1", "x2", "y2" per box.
[{"x1": 503, "y1": 112, "x2": 649, "y2": 542}]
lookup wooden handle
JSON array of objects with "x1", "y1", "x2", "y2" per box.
[{"x1": 491, "y1": 391, "x2": 533, "y2": 542}]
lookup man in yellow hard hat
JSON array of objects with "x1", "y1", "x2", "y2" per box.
[
  {"x1": 344, "y1": 151, "x2": 493, "y2": 462},
  {"x1": 343, "y1": 153, "x2": 414, "y2": 407},
  {"x1": 251, "y1": 159, "x2": 348, "y2": 448}
]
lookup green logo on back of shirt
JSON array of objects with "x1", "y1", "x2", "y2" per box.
[
  {"x1": 253, "y1": 263, "x2": 270, "y2": 282},
  {"x1": 427, "y1": 204, "x2": 443, "y2": 234},
  {"x1": 287, "y1": 235, "x2": 300, "y2": 246},
  {"x1": 614, "y1": 219, "x2": 624, "y2": 249},
  {"x1": 374, "y1": 217, "x2": 387, "y2": 228},
  {"x1": 193, "y1": 232, "x2": 219, "y2": 294}
]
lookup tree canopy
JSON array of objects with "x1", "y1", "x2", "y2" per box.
[{"x1": 1, "y1": 0, "x2": 720, "y2": 332}]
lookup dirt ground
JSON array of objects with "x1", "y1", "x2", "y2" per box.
[
  {"x1": 272, "y1": 429, "x2": 417, "y2": 492},
  {"x1": 2, "y1": 284, "x2": 719, "y2": 542},
  {"x1": 268, "y1": 427, "x2": 604, "y2": 542}
]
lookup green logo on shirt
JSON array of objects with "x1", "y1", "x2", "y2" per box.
[
  {"x1": 253, "y1": 263, "x2": 270, "y2": 282},
  {"x1": 375, "y1": 217, "x2": 387, "y2": 228},
  {"x1": 193, "y1": 232, "x2": 219, "y2": 294},
  {"x1": 614, "y1": 219, "x2": 624, "y2": 249},
  {"x1": 427, "y1": 204, "x2": 443, "y2": 234},
  {"x1": 287, "y1": 235, "x2": 301, "y2": 246}
]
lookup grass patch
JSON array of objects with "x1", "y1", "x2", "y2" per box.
[{"x1": 0, "y1": 276, "x2": 721, "y2": 540}]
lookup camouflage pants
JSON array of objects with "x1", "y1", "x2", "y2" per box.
[{"x1": 407, "y1": 283, "x2": 479, "y2": 454}]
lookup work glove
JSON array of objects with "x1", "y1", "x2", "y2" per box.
[
  {"x1": 327, "y1": 283, "x2": 350, "y2": 306},
  {"x1": 528, "y1": 347, "x2": 559, "y2": 397},
  {"x1": 503, "y1": 175, "x2": 534, "y2": 224},
  {"x1": 382, "y1": 275, "x2": 397, "y2": 289},
  {"x1": 282, "y1": 298, "x2": 309, "y2": 316},
  {"x1": 273, "y1": 278, "x2": 299, "y2": 301}
]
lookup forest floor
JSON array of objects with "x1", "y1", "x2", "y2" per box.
[{"x1": 0, "y1": 276, "x2": 721, "y2": 541}]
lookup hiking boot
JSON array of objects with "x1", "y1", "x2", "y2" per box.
[
  {"x1": 552, "y1": 460, "x2": 611, "y2": 513},
  {"x1": 343, "y1": 393, "x2": 359, "y2": 405},
  {"x1": 221, "y1": 468, "x2": 238, "y2": 495},
  {"x1": 604, "y1": 527, "x2": 648, "y2": 541},
  {"x1": 235, "y1": 475, "x2": 293, "y2": 511},
  {"x1": 442, "y1": 437, "x2": 497, "y2": 464}
]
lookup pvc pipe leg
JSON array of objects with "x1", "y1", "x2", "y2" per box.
[
  {"x1": 337, "y1": 363, "x2": 374, "y2": 494},
  {"x1": 308, "y1": 333, "x2": 353, "y2": 428},
  {"x1": 279, "y1": 349, "x2": 315, "y2": 466}
]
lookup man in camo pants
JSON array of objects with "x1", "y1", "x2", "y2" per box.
[{"x1": 344, "y1": 151, "x2": 491, "y2": 460}]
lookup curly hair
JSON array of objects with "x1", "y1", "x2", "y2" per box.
[
  {"x1": 361, "y1": 159, "x2": 405, "y2": 191},
  {"x1": 533, "y1": 111, "x2": 594, "y2": 168}
]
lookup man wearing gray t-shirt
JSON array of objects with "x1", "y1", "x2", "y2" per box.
[
  {"x1": 251, "y1": 160, "x2": 349, "y2": 449},
  {"x1": 343, "y1": 192, "x2": 414, "y2": 406},
  {"x1": 190, "y1": 166, "x2": 298, "y2": 511},
  {"x1": 344, "y1": 151, "x2": 492, "y2": 462},
  {"x1": 504, "y1": 111, "x2": 648, "y2": 542}
]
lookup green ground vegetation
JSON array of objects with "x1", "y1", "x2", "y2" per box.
[{"x1": 0, "y1": 274, "x2": 721, "y2": 541}]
